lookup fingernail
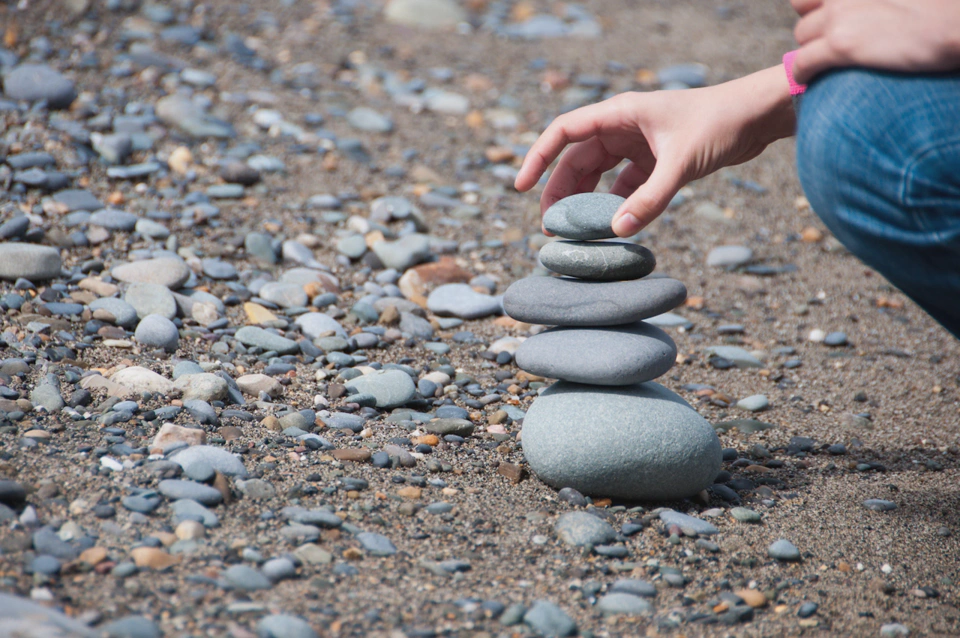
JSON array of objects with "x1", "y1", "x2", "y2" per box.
[{"x1": 612, "y1": 212, "x2": 641, "y2": 237}]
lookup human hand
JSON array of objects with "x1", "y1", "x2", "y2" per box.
[
  {"x1": 792, "y1": 0, "x2": 960, "y2": 84},
  {"x1": 514, "y1": 66, "x2": 796, "y2": 237}
]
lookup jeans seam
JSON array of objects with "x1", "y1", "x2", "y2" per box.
[{"x1": 900, "y1": 137, "x2": 960, "y2": 210}]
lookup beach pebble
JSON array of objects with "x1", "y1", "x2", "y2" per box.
[
  {"x1": 539, "y1": 240, "x2": 655, "y2": 281},
  {"x1": 0, "y1": 243, "x2": 62, "y2": 281},
  {"x1": 542, "y1": 193, "x2": 624, "y2": 240},
  {"x1": 135, "y1": 315, "x2": 180, "y2": 351},
  {"x1": 426, "y1": 284, "x2": 502, "y2": 319}
]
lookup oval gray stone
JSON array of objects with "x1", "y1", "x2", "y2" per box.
[
  {"x1": 88, "y1": 298, "x2": 139, "y2": 328},
  {"x1": 345, "y1": 369, "x2": 416, "y2": 408},
  {"x1": 371, "y1": 234, "x2": 431, "y2": 271},
  {"x1": 170, "y1": 445, "x2": 248, "y2": 478},
  {"x1": 124, "y1": 282, "x2": 177, "y2": 319},
  {"x1": 426, "y1": 283, "x2": 502, "y2": 319},
  {"x1": 235, "y1": 326, "x2": 300, "y2": 355},
  {"x1": 3, "y1": 64, "x2": 76, "y2": 109},
  {"x1": 112, "y1": 258, "x2": 190, "y2": 289},
  {"x1": 158, "y1": 479, "x2": 223, "y2": 506},
  {"x1": 597, "y1": 592, "x2": 653, "y2": 616},
  {"x1": 0, "y1": 243, "x2": 61, "y2": 281},
  {"x1": 514, "y1": 321, "x2": 676, "y2": 385},
  {"x1": 258, "y1": 614, "x2": 319, "y2": 638},
  {"x1": 768, "y1": 539, "x2": 801, "y2": 562},
  {"x1": 554, "y1": 511, "x2": 616, "y2": 547},
  {"x1": 521, "y1": 381, "x2": 721, "y2": 501},
  {"x1": 135, "y1": 314, "x2": 179, "y2": 351},
  {"x1": 539, "y1": 241, "x2": 655, "y2": 281},
  {"x1": 542, "y1": 193, "x2": 624, "y2": 240},
  {"x1": 503, "y1": 277, "x2": 686, "y2": 327}
]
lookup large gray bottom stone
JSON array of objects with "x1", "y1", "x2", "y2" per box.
[
  {"x1": 503, "y1": 276, "x2": 686, "y2": 327},
  {"x1": 514, "y1": 321, "x2": 676, "y2": 386},
  {"x1": 521, "y1": 381, "x2": 721, "y2": 501}
]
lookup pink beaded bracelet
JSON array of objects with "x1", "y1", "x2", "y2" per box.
[{"x1": 783, "y1": 50, "x2": 807, "y2": 95}]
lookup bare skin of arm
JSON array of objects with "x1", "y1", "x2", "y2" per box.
[{"x1": 515, "y1": 0, "x2": 960, "y2": 238}]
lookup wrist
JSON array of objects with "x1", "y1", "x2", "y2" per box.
[{"x1": 743, "y1": 65, "x2": 797, "y2": 144}]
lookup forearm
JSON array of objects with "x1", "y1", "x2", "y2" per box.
[{"x1": 740, "y1": 65, "x2": 797, "y2": 144}]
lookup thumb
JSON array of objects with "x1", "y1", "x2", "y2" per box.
[{"x1": 611, "y1": 162, "x2": 684, "y2": 237}]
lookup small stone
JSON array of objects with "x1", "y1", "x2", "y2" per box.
[
  {"x1": 555, "y1": 511, "x2": 616, "y2": 547},
  {"x1": 258, "y1": 283, "x2": 308, "y2": 309},
  {"x1": 130, "y1": 546, "x2": 179, "y2": 570},
  {"x1": 346, "y1": 107, "x2": 393, "y2": 133},
  {"x1": 237, "y1": 374, "x2": 283, "y2": 398},
  {"x1": 158, "y1": 479, "x2": 223, "y2": 506},
  {"x1": 175, "y1": 520, "x2": 205, "y2": 541},
  {"x1": 735, "y1": 589, "x2": 767, "y2": 608},
  {"x1": 729, "y1": 507, "x2": 762, "y2": 523},
  {"x1": 426, "y1": 284, "x2": 502, "y2": 319},
  {"x1": 345, "y1": 370, "x2": 416, "y2": 408},
  {"x1": 863, "y1": 499, "x2": 897, "y2": 512},
  {"x1": 170, "y1": 445, "x2": 248, "y2": 478},
  {"x1": 98, "y1": 616, "x2": 162, "y2": 638},
  {"x1": 384, "y1": 0, "x2": 467, "y2": 28},
  {"x1": 610, "y1": 579, "x2": 657, "y2": 598},
  {"x1": 704, "y1": 346, "x2": 763, "y2": 369},
  {"x1": 110, "y1": 367, "x2": 175, "y2": 395},
  {"x1": 257, "y1": 614, "x2": 319, "y2": 638},
  {"x1": 235, "y1": 326, "x2": 300, "y2": 355},
  {"x1": 706, "y1": 245, "x2": 753, "y2": 268},
  {"x1": 880, "y1": 623, "x2": 910, "y2": 638},
  {"x1": 356, "y1": 532, "x2": 397, "y2": 556},
  {"x1": 542, "y1": 193, "x2": 624, "y2": 240},
  {"x1": 539, "y1": 241, "x2": 655, "y2": 281},
  {"x1": 768, "y1": 539, "x2": 801, "y2": 562},
  {"x1": 124, "y1": 282, "x2": 177, "y2": 319},
  {"x1": 3, "y1": 64, "x2": 76, "y2": 108},
  {"x1": 223, "y1": 564, "x2": 272, "y2": 591},
  {"x1": 135, "y1": 315, "x2": 179, "y2": 351},
  {"x1": 736, "y1": 395, "x2": 769, "y2": 412},
  {"x1": 151, "y1": 423, "x2": 206, "y2": 450},
  {"x1": 371, "y1": 234, "x2": 431, "y2": 271},
  {"x1": 174, "y1": 373, "x2": 228, "y2": 402},
  {"x1": 797, "y1": 602, "x2": 818, "y2": 618},
  {"x1": 112, "y1": 258, "x2": 190, "y2": 289},
  {"x1": 659, "y1": 510, "x2": 719, "y2": 535},
  {"x1": 597, "y1": 592, "x2": 652, "y2": 616},
  {"x1": 423, "y1": 418, "x2": 474, "y2": 437},
  {"x1": 523, "y1": 600, "x2": 577, "y2": 637}
]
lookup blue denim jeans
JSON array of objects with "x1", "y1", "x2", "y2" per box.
[{"x1": 796, "y1": 69, "x2": 960, "y2": 339}]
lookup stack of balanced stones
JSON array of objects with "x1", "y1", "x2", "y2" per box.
[{"x1": 503, "y1": 193, "x2": 721, "y2": 501}]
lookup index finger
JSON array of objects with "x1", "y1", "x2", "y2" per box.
[{"x1": 514, "y1": 98, "x2": 626, "y2": 192}]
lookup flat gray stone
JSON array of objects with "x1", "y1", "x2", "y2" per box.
[
  {"x1": 597, "y1": 593, "x2": 653, "y2": 616},
  {"x1": 522, "y1": 381, "x2": 721, "y2": 501},
  {"x1": 223, "y1": 564, "x2": 272, "y2": 591},
  {"x1": 356, "y1": 531, "x2": 397, "y2": 556},
  {"x1": 88, "y1": 297, "x2": 139, "y2": 328},
  {"x1": 259, "y1": 282, "x2": 308, "y2": 308},
  {"x1": 706, "y1": 245, "x2": 753, "y2": 268},
  {"x1": 99, "y1": 615, "x2": 162, "y2": 638},
  {"x1": 539, "y1": 241, "x2": 655, "y2": 281},
  {"x1": 345, "y1": 370, "x2": 416, "y2": 408},
  {"x1": 294, "y1": 312, "x2": 347, "y2": 339},
  {"x1": 610, "y1": 579, "x2": 657, "y2": 598},
  {"x1": 235, "y1": 326, "x2": 300, "y2": 355},
  {"x1": 504, "y1": 276, "x2": 686, "y2": 327},
  {"x1": 768, "y1": 539, "x2": 801, "y2": 561},
  {"x1": 3, "y1": 64, "x2": 76, "y2": 109},
  {"x1": 542, "y1": 193, "x2": 624, "y2": 240},
  {"x1": 258, "y1": 614, "x2": 319, "y2": 638},
  {"x1": 704, "y1": 345, "x2": 763, "y2": 368},
  {"x1": 0, "y1": 243, "x2": 61, "y2": 281},
  {"x1": 423, "y1": 418, "x2": 474, "y2": 437},
  {"x1": 346, "y1": 107, "x2": 393, "y2": 133},
  {"x1": 515, "y1": 321, "x2": 676, "y2": 385},
  {"x1": 658, "y1": 510, "x2": 719, "y2": 535},
  {"x1": 522, "y1": 600, "x2": 577, "y2": 637},
  {"x1": 384, "y1": 0, "x2": 467, "y2": 28},
  {"x1": 426, "y1": 283, "x2": 502, "y2": 319},
  {"x1": 554, "y1": 511, "x2": 616, "y2": 547},
  {"x1": 170, "y1": 445, "x2": 248, "y2": 478},
  {"x1": 863, "y1": 499, "x2": 897, "y2": 512},
  {"x1": 156, "y1": 94, "x2": 235, "y2": 139},
  {"x1": 112, "y1": 258, "x2": 190, "y2": 289},
  {"x1": 371, "y1": 234, "x2": 431, "y2": 270},
  {"x1": 158, "y1": 479, "x2": 223, "y2": 505}
]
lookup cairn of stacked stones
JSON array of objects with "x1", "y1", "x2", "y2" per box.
[{"x1": 503, "y1": 193, "x2": 722, "y2": 501}]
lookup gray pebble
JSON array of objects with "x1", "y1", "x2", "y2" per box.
[
  {"x1": 539, "y1": 240, "x2": 655, "y2": 281},
  {"x1": 542, "y1": 193, "x2": 624, "y2": 240}
]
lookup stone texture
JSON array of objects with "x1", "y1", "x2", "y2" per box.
[
  {"x1": 542, "y1": 193, "x2": 624, "y2": 240},
  {"x1": 515, "y1": 321, "x2": 676, "y2": 385},
  {"x1": 426, "y1": 283, "x2": 502, "y2": 319},
  {"x1": 520, "y1": 381, "x2": 721, "y2": 501},
  {"x1": 0, "y1": 243, "x2": 61, "y2": 281},
  {"x1": 503, "y1": 276, "x2": 686, "y2": 327},
  {"x1": 345, "y1": 370, "x2": 416, "y2": 408},
  {"x1": 112, "y1": 258, "x2": 190, "y2": 289},
  {"x1": 3, "y1": 64, "x2": 77, "y2": 109},
  {"x1": 539, "y1": 240, "x2": 655, "y2": 281}
]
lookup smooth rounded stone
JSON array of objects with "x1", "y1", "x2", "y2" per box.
[
  {"x1": 797, "y1": 602, "x2": 818, "y2": 618},
  {"x1": 245, "y1": 232, "x2": 278, "y2": 264},
  {"x1": 824, "y1": 331, "x2": 849, "y2": 346},
  {"x1": 515, "y1": 321, "x2": 676, "y2": 386},
  {"x1": 768, "y1": 539, "x2": 801, "y2": 562},
  {"x1": 110, "y1": 367, "x2": 175, "y2": 395},
  {"x1": 384, "y1": 0, "x2": 467, "y2": 28},
  {"x1": 99, "y1": 616, "x2": 162, "y2": 638},
  {"x1": 172, "y1": 361, "x2": 205, "y2": 379},
  {"x1": 158, "y1": 479, "x2": 223, "y2": 506},
  {"x1": 31, "y1": 380, "x2": 64, "y2": 412},
  {"x1": 258, "y1": 283, "x2": 308, "y2": 309},
  {"x1": 237, "y1": 374, "x2": 282, "y2": 398},
  {"x1": 220, "y1": 162, "x2": 260, "y2": 185},
  {"x1": 522, "y1": 601, "x2": 577, "y2": 638},
  {"x1": 371, "y1": 234, "x2": 431, "y2": 271},
  {"x1": 336, "y1": 234, "x2": 367, "y2": 259},
  {"x1": 704, "y1": 346, "x2": 763, "y2": 368},
  {"x1": 174, "y1": 373, "x2": 228, "y2": 402},
  {"x1": 0, "y1": 216, "x2": 29, "y2": 240},
  {"x1": 282, "y1": 507, "x2": 343, "y2": 528},
  {"x1": 423, "y1": 418, "x2": 474, "y2": 437},
  {"x1": 122, "y1": 493, "x2": 162, "y2": 514},
  {"x1": 156, "y1": 94, "x2": 235, "y2": 139},
  {"x1": 597, "y1": 592, "x2": 653, "y2": 616},
  {"x1": 3, "y1": 64, "x2": 76, "y2": 108},
  {"x1": 171, "y1": 499, "x2": 219, "y2": 528},
  {"x1": 610, "y1": 579, "x2": 657, "y2": 598},
  {"x1": 0, "y1": 592, "x2": 99, "y2": 636},
  {"x1": 135, "y1": 315, "x2": 179, "y2": 351},
  {"x1": 659, "y1": 511, "x2": 719, "y2": 535},
  {"x1": 426, "y1": 284, "x2": 502, "y2": 319},
  {"x1": 346, "y1": 107, "x2": 393, "y2": 133},
  {"x1": 729, "y1": 507, "x2": 762, "y2": 523},
  {"x1": 345, "y1": 370, "x2": 416, "y2": 409},
  {"x1": 258, "y1": 614, "x2": 319, "y2": 638},
  {"x1": 294, "y1": 312, "x2": 347, "y2": 339},
  {"x1": 864, "y1": 499, "x2": 898, "y2": 512},
  {"x1": 736, "y1": 394, "x2": 769, "y2": 412},
  {"x1": 224, "y1": 564, "x2": 272, "y2": 591},
  {"x1": 0, "y1": 243, "x2": 61, "y2": 281},
  {"x1": 235, "y1": 326, "x2": 300, "y2": 355},
  {"x1": 539, "y1": 241, "x2": 655, "y2": 281},
  {"x1": 554, "y1": 511, "x2": 616, "y2": 547},
  {"x1": 30, "y1": 554, "x2": 61, "y2": 575},
  {"x1": 880, "y1": 623, "x2": 910, "y2": 638},
  {"x1": 112, "y1": 258, "x2": 190, "y2": 289},
  {"x1": 356, "y1": 532, "x2": 397, "y2": 556},
  {"x1": 503, "y1": 277, "x2": 686, "y2": 327},
  {"x1": 89, "y1": 298, "x2": 139, "y2": 328},
  {"x1": 135, "y1": 218, "x2": 170, "y2": 240},
  {"x1": 522, "y1": 381, "x2": 721, "y2": 501},
  {"x1": 706, "y1": 245, "x2": 753, "y2": 268},
  {"x1": 170, "y1": 445, "x2": 248, "y2": 478},
  {"x1": 89, "y1": 209, "x2": 138, "y2": 231},
  {"x1": 399, "y1": 312, "x2": 434, "y2": 339},
  {"x1": 542, "y1": 193, "x2": 624, "y2": 240},
  {"x1": 262, "y1": 557, "x2": 296, "y2": 582},
  {"x1": 124, "y1": 282, "x2": 177, "y2": 319}
]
